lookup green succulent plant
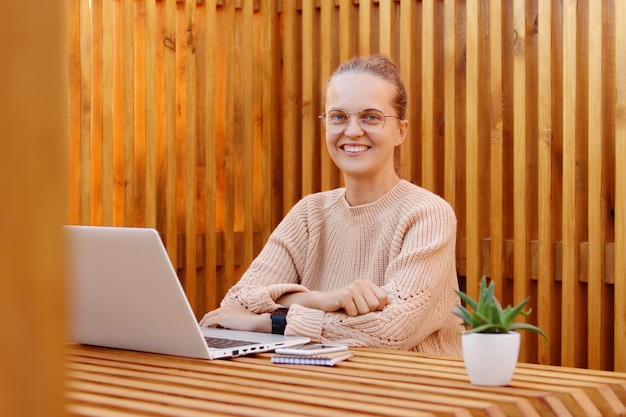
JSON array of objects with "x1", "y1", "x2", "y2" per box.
[{"x1": 452, "y1": 276, "x2": 549, "y2": 345}]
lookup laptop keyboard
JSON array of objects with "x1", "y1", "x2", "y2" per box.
[{"x1": 204, "y1": 336, "x2": 258, "y2": 348}]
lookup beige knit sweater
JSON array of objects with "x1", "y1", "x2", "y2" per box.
[{"x1": 222, "y1": 179, "x2": 463, "y2": 356}]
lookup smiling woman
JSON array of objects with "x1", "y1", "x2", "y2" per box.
[
  {"x1": 321, "y1": 67, "x2": 408, "y2": 205},
  {"x1": 200, "y1": 55, "x2": 464, "y2": 357}
]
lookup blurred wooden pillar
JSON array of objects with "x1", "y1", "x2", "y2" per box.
[{"x1": 0, "y1": 2, "x2": 67, "y2": 417}]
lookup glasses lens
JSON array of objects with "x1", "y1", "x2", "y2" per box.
[
  {"x1": 324, "y1": 109, "x2": 349, "y2": 134},
  {"x1": 357, "y1": 110, "x2": 385, "y2": 132},
  {"x1": 322, "y1": 109, "x2": 388, "y2": 134}
]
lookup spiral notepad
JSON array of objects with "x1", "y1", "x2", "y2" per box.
[{"x1": 271, "y1": 350, "x2": 354, "y2": 366}]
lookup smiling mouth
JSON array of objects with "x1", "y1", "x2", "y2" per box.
[{"x1": 342, "y1": 145, "x2": 370, "y2": 153}]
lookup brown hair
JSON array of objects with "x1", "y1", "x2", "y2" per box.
[{"x1": 324, "y1": 55, "x2": 408, "y2": 119}]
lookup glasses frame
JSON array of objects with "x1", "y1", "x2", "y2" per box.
[{"x1": 318, "y1": 108, "x2": 401, "y2": 134}]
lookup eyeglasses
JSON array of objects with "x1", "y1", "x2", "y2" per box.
[{"x1": 318, "y1": 108, "x2": 401, "y2": 134}]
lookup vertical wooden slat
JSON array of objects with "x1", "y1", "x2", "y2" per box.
[
  {"x1": 399, "y1": 0, "x2": 414, "y2": 181},
  {"x1": 123, "y1": 0, "x2": 135, "y2": 225},
  {"x1": 155, "y1": 0, "x2": 166, "y2": 236},
  {"x1": 102, "y1": 2, "x2": 116, "y2": 225},
  {"x1": 222, "y1": 0, "x2": 235, "y2": 288},
  {"x1": 615, "y1": 0, "x2": 626, "y2": 373},
  {"x1": 102, "y1": 1, "x2": 114, "y2": 226},
  {"x1": 175, "y1": 0, "x2": 188, "y2": 288},
  {"x1": 134, "y1": 0, "x2": 147, "y2": 227},
  {"x1": 512, "y1": 0, "x2": 530, "y2": 362},
  {"x1": 251, "y1": 1, "x2": 264, "y2": 257},
  {"x1": 79, "y1": 0, "x2": 93, "y2": 226},
  {"x1": 600, "y1": 0, "x2": 615, "y2": 370},
  {"x1": 261, "y1": 0, "x2": 280, "y2": 236},
  {"x1": 302, "y1": 0, "x2": 319, "y2": 196},
  {"x1": 443, "y1": 0, "x2": 456, "y2": 209},
  {"x1": 282, "y1": 0, "x2": 301, "y2": 209},
  {"x1": 145, "y1": 0, "x2": 158, "y2": 229},
  {"x1": 167, "y1": 0, "x2": 178, "y2": 268},
  {"x1": 339, "y1": 0, "x2": 353, "y2": 61},
  {"x1": 176, "y1": 0, "x2": 196, "y2": 315},
  {"x1": 421, "y1": 0, "x2": 435, "y2": 191},
  {"x1": 203, "y1": 0, "x2": 218, "y2": 311},
  {"x1": 587, "y1": 0, "x2": 608, "y2": 371},
  {"x1": 465, "y1": 0, "x2": 480, "y2": 300},
  {"x1": 91, "y1": 0, "x2": 104, "y2": 225},
  {"x1": 489, "y1": 0, "x2": 504, "y2": 298},
  {"x1": 242, "y1": 0, "x2": 254, "y2": 268},
  {"x1": 537, "y1": 0, "x2": 556, "y2": 366},
  {"x1": 561, "y1": 0, "x2": 581, "y2": 368},
  {"x1": 320, "y1": 0, "x2": 337, "y2": 191},
  {"x1": 378, "y1": 0, "x2": 392, "y2": 56},
  {"x1": 195, "y1": 0, "x2": 207, "y2": 309},
  {"x1": 358, "y1": 0, "x2": 373, "y2": 56},
  {"x1": 186, "y1": 0, "x2": 198, "y2": 313},
  {"x1": 69, "y1": 0, "x2": 82, "y2": 225},
  {"x1": 524, "y1": 3, "x2": 540, "y2": 291},
  {"x1": 112, "y1": 1, "x2": 126, "y2": 226},
  {"x1": 155, "y1": 0, "x2": 178, "y2": 267}
]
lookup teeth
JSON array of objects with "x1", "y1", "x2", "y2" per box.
[{"x1": 343, "y1": 145, "x2": 368, "y2": 153}]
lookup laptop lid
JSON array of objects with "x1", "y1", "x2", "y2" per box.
[{"x1": 64, "y1": 226, "x2": 309, "y2": 359}]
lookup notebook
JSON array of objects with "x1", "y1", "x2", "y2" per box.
[
  {"x1": 64, "y1": 225, "x2": 309, "y2": 359},
  {"x1": 271, "y1": 350, "x2": 354, "y2": 366}
]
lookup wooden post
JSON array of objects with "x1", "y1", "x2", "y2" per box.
[{"x1": 0, "y1": 2, "x2": 67, "y2": 416}]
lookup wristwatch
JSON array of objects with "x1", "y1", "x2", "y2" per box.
[{"x1": 270, "y1": 307, "x2": 289, "y2": 335}]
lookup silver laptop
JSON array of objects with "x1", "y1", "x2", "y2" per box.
[{"x1": 64, "y1": 225, "x2": 309, "y2": 359}]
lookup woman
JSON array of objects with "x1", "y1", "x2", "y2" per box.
[{"x1": 200, "y1": 55, "x2": 463, "y2": 356}]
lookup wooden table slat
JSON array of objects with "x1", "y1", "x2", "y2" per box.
[
  {"x1": 66, "y1": 344, "x2": 626, "y2": 417},
  {"x1": 68, "y1": 365, "x2": 443, "y2": 417},
  {"x1": 69, "y1": 350, "x2": 548, "y2": 416}
]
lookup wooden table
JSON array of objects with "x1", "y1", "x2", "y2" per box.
[{"x1": 66, "y1": 344, "x2": 626, "y2": 417}]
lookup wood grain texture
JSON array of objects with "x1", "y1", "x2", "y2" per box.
[
  {"x1": 66, "y1": 344, "x2": 626, "y2": 416},
  {"x1": 536, "y1": 0, "x2": 557, "y2": 367},
  {"x1": 615, "y1": 0, "x2": 626, "y2": 372}
]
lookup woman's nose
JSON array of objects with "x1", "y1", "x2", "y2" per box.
[{"x1": 343, "y1": 114, "x2": 364, "y2": 136}]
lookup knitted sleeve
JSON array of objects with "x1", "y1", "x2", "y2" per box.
[
  {"x1": 219, "y1": 198, "x2": 312, "y2": 313},
  {"x1": 285, "y1": 196, "x2": 463, "y2": 355}
]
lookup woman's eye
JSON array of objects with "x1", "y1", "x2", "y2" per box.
[
  {"x1": 360, "y1": 112, "x2": 383, "y2": 123},
  {"x1": 329, "y1": 112, "x2": 348, "y2": 122}
]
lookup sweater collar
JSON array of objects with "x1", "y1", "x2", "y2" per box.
[{"x1": 334, "y1": 179, "x2": 410, "y2": 226}]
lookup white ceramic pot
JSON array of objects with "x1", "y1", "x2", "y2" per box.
[{"x1": 461, "y1": 331, "x2": 521, "y2": 386}]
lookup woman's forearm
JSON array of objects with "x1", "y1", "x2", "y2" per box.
[
  {"x1": 277, "y1": 280, "x2": 387, "y2": 316},
  {"x1": 277, "y1": 291, "x2": 329, "y2": 310}
]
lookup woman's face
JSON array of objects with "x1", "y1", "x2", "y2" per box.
[{"x1": 324, "y1": 72, "x2": 407, "y2": 181}]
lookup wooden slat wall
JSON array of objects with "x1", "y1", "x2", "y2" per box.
[{"x1": 68, "y1": 0, "x2": 625, "y2": 371}]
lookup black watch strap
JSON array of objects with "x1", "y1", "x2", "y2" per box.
[{"x1": 270, "y1": 307, "x2": 289, "y2": 335}]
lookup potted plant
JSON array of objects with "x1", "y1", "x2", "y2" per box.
[{"x1": 452, "y1": 276, "x2": 549, "y2": 386}]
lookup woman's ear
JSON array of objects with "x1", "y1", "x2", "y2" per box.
[{"x1": 395, "y1": 119, "x2": 408, "y2": 146}]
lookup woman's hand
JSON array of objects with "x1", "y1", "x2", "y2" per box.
[
  {"x1": 199, "y1": 303, "x2": 271, "y2": 332},
  {"x1": 278, "y1": 280, "x2": 389, "y2": 316}
]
